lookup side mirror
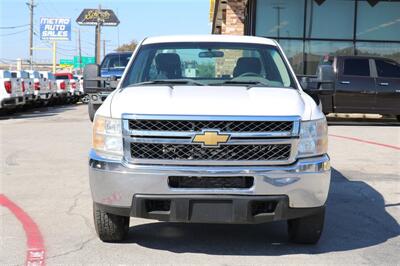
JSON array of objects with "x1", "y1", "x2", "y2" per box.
[
  {"x1": 301, "y1": 65, "x2": 335, "y2": 96},
  {"x1": 316, "y1": 65, "x2": 335, "y2": 92},
  {"x1": 83, "y1": 64, "x2": 100, "y2": 94}
]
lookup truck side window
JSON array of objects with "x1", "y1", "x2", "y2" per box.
[
  {"x1": 375, "y1": 60, "x2": 400, "y2": 78},
  {"x1": 343, "y1": 59, "x2": 370, "y2": 76}
]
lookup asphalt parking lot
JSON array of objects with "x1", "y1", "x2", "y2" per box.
[{"x1": 1, "y1": 104, "x2": 399, "y2": 265}]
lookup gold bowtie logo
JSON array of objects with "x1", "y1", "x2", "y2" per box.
[{"x1": 192, "y1": 130, "x2": 230, "y2": 147}]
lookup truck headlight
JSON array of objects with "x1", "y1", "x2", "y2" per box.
[
  {"x1": 93, "y1": 116, "x2": 123, "y2": 159},
  {"x1": 298, "y1": 118, "x2": 328, "y2": 158}
]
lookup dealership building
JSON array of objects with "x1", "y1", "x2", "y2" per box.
[{"x1": 211, "y1": 0, "x2": 400, "y2": 75}]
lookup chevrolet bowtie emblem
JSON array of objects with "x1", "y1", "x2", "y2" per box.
[{"x1": 192, "y1": 130, "x2": 230, "y2": 147}]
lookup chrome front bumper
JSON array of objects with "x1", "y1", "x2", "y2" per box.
[{"x1": 89, "y1": 150, "x2": 331, "y2": 209}]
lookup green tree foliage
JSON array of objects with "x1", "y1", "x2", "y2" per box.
[
  {"x1": 115, "y1": 40, "x2": 138, "y2": 52},
  {"x1": 197, "y1": 62, "x2": 215, "y2": 77}
]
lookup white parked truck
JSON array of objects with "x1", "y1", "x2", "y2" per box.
[
  {"x1": 27, "y1": 70, "x2": 52, "y2": 104},
  {"x1": 0, "y1": 70, "x2": 25, "y2": 111},
  {"x1": 11, "y1": 70, "x2": 35, "y2": 104},
  {"x1": 86, "y1": 35, "x2": 334, "y2": 244},
  {"x1": 39, "y1": 71, "x2": 57, "y2": 101}
]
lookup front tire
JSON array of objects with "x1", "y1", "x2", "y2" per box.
[
  {"x1": 93, "y1": 203, "x2": 129, "y2": 242},
  {"x1": 88, "y1": 102, "x2": 96, "y2": 122},
  {"x1": 287, "y1": 206, "x2": 325, "y2": 244}
]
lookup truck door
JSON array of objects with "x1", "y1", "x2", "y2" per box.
[
  {"x1": 334, "y1": 58, "x2": 376, "y2": 113},
  {"x1": 373, "y1": 58, "x2": 400, "y2": 115}
]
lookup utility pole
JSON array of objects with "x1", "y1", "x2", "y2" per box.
[
  {"x1": 26, "y1": 0, "x2": 37, "y2": 69},
  {"x1": 78, "y1": 29, "x2": 82, "y2": 73},
  {"x1": 95, "y1": 4, "x2": 102, "y2": 64},
  {"x1": 102, "y1": 39, "x2": 111, "y2": 59}
]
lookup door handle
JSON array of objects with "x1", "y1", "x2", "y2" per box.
[
  {"x1": 361, "y1": 90, "x2": 375, "y2": 94},
  {"x1": 340, "y1": 81, "x2": 350, "y2": 84},
  {"x1": 379, "y1": 82, "x2": 389, "y2": 86}
]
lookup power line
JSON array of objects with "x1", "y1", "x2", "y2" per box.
[
  {"x1": 0, "y1": 29, "x2": 29, "y2": 37},
  {"x1": 0, "y1": 24, "x2": 29, "y2": 29}
]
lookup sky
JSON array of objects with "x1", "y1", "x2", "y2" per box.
[{"x1": 0, "y1": 0, "x2": 211, "y2": 64}]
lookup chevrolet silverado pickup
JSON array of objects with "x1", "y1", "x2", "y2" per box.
[
  {"x1": 317, "y1": 55, "x2": 400, "y2": 121},
  {"x1": 86, "y1": 35, "x2": 333, "y2": 244}
]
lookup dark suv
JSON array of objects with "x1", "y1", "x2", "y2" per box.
[{"x1": 318, "y1": 55, "x2": 400, "y2": 121}]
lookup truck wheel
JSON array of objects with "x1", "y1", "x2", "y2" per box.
[
  {"x1": 396, "y1": 115, "x2": 400, "y2": 122},
  {"x1": 287, "y1": 206, "x2": 325, "y2": 244},
  {"x1": 93, "y1": 202, "x2": 129, "y2": 242},
  {"x1": 81, "y1": 94, "x2": 90, "y2": 104},
  {"x1": 88, "y1": 102, "x2": 96, "y2": 122}
]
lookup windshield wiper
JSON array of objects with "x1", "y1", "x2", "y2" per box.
[{"x1": 125, "y1": 79, "x2": 205, "y2": 89}]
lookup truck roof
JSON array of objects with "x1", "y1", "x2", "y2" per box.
[{"x1": 142, "y1": 35, "x2": 277, "y2": 46}]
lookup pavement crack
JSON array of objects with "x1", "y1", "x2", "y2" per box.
[
  {"x1": 46, "y1": 236, "x2": 96, "y2": 260},
  {"x1": 66, "y1": 191, "x2": 95, "y2": 234}
]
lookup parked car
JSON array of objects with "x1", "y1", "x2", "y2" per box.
[
  {"x1": 39, "y1": 71, "x2": 58, "y2": 103},
  {"x1": 11, "y1": 70, "x2": 35, "y2": 104},
  {"x1": 54, "y1": 74, "x2": 70, "y2": 102},
  {"x1": 0, "y1": 70, "x2": 25, "y2": 112},
  {"x1": 316, "y1": 55, "x2": 400, "y2": 121},
  {"x1": 27, "y1": 70, "x2": 52, "y2": 105},
  {"x1": 76, "y1": 75, "x2": 89, "y2": 104},
  {"x1": 86, "y1": 35, "x2": 333, "y2": 244},
  {"x1": 54, "y1": 72, "x2": 81, "y2": 103},
  {"x1": 84, "y1": 51, "x2": 132, "y2": 121}
]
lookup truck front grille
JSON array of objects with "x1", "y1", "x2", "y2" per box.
[
  {"x1": 130, "y1": 143, "x2": 291, "y2": 161},
  {"x1": 129, "y1": 119, "x2": 293, "y2": 133},
  {"x1": 123, "y1": 115, "x2": 299, "y2": 165}
]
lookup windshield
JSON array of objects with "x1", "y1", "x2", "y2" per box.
[
  {"x1": 101, "y1": 53, "x2": 131, "y2": 69},
  {"x1": 122, "y1": 42, "x2": 295, "y2": 88}
]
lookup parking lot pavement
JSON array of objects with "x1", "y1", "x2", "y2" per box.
[{"x1": 1, "y1": 104, "x2": 399, "y2": 265}]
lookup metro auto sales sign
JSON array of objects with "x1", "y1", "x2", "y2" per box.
[{"x1": 40, "y1": 17, "x2": 71, "y2": 41}]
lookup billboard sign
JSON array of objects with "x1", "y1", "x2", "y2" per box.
[
  {"x1": 40, "y1": 17, "x2": 71, "y2": 41},
  {"x1": 76, "y1": 9, "x2": 119, "y2": 26}
]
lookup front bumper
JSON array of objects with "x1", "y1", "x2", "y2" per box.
[{"x1": 90, "y1": 151, "x2": 331, "y2": 220}]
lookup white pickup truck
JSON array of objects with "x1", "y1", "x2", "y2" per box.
[
  {"x1": 87, "y1": 35, "x2": 334, "y2": 244},
  {"x1": 0, "y1": 70, "x2": 25, "y2": 112},
  {"x1": 27, "y1": 70, "x2": 52, "y2": 104}
]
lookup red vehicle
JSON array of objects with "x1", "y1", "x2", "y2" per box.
[{"x1": 54, "y1": 72, "x2": 82, "y2": 103}]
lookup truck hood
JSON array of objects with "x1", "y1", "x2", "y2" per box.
[{"x1": 108, "y1": 85, "x2": 314, "y2": 120}]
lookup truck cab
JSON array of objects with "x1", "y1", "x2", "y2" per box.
[
  {"x1": 86, "y1": 35, "x2": 333, "y2": 244},
  {"x1": 85, "y1": 51, "x2": 132, "y2": 121},
  {"x1": 318, "y1": 55, "x2": 400, "y2": 120}
]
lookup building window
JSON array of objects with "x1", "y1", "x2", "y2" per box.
[
  {"x1": 356, "y1": 1, "x2": 400, "y2": 41},
  {"x1": 278, "y1": 39, "x2": 304, "y2": 74},
  {"x1": 305, "y1": 41, "x2": 353, "y2": 74},
  {"x1": 255, "y1": 0, "x2": 304, "y2": 38},
  {"x1": 305, "y1": 0, "x2": 354, "y2": 39}
]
